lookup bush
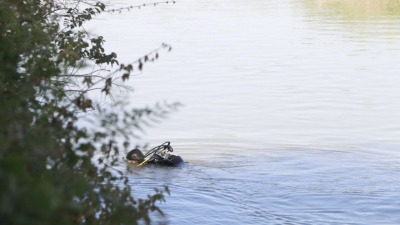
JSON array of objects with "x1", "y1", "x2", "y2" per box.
[{"x1": 0, "y1": 1, "x2": 175, "y2": 224}]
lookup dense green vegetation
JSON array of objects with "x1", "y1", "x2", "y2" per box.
[{"x1": 0, "y1": 1, "x2": 176, "y2": 224}]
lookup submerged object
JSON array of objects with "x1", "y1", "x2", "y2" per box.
[{"x1": 126, "y1": 141, "x2": 184, "y2": 167}]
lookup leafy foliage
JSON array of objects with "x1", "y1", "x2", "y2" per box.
[{"x1": 0, "y1": 0, "x2": 177, "y2": 224}]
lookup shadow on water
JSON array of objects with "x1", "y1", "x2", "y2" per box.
[{"x1": 124, "y1": 145, "x2": 400, "y2": 225}]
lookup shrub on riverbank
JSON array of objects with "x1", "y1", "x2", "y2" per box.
[{"x1": 0, "y1": 1, "x2": 174, "y2": 224}]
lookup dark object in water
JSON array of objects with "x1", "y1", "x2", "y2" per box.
[{"x1": 126, "y1": 141, "x2": 184, "y2": 167}]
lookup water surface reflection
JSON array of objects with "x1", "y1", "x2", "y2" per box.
[{"x1": 305, "y1": 0, "x2": 400, "y2": 19}]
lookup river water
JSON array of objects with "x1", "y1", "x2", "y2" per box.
[{"x1": 89, "y1": 0, "x2": 400, "y2": 224}]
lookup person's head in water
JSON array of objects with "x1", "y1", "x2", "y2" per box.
[
  {"x1": 126, "y1": 142, "x2": 185, "y2": 167},
  {"x1": 126, "y1": 149, "x2": 144, "y2": 163}
]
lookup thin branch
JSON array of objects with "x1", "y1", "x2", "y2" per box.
[
  {"x1": 105, "y1": 1, "x2": 176, "y2": 13},
  {"x1": 64, "y1": 87, "x2": 103, "y2": 92}
]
